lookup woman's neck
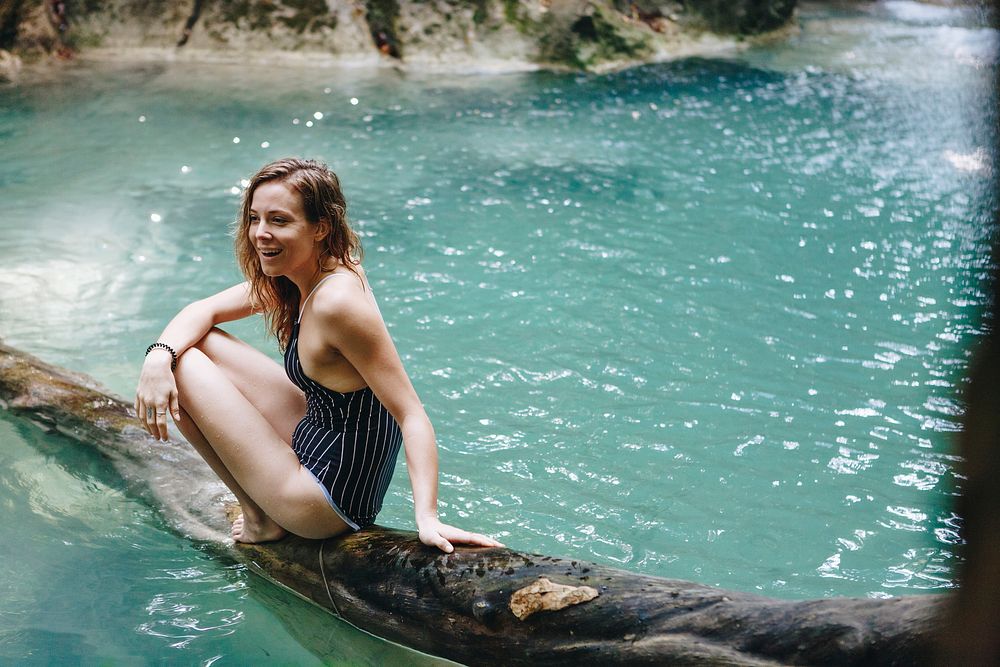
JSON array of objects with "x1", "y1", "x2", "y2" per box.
[{"x1": 292, "y1": 263, "x2": 340, "y2": 311}]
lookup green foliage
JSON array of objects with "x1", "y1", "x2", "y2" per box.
[
  {"x1": 214, "y1": 0, "x2": 337, "y2": 34},
  {"x1": 72, "y1": 0, "x2": 113, "y2": 14},
  {"x1": 0, "y1": 0, "x2": 25, "y2": 50},
  {"x1": 537, "y1": 2, "x2": 652, "y2": 70},
  {"x1": 280, "y1": 0, "x2": 338, "y2": 33},
  {"x1": 72, "y1": 0, "x2": 179, "y2": 20},
  {"x1": 219, "y1": 1, "x2": 278, "y2": 31},
  {"x1": 537, "y1": 26, "x2": 582, "y2": 69},
  {"x1": 502, "y1": 0, "x2": 530, "y2": 33},
  {"x1": 411, "y1": 0, "x2": 492, "y2": 25},
  {"x1": 364, "y1": 0, "x2": 401, "y2": 56},
  {"x1": 365, "y1": 0, "x2": 401, "y2": 31},
  {"x1": 470, "y1": 0, "x2": 490, "y2": 25},
  {"x1": 62, "y1": 25, "x2": 105, "y2": 50},
  {"x1": 576, "y1": 6, "x2": 650, "y2": 60},
  {"x1": 683, "y1": 0, "x2": 795, "y2": 34},
  {"x1": 125, "y1": 0, "x2": 182, "y2": 19}
]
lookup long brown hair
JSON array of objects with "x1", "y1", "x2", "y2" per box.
[{"x1": 234, "y1": 158, "x2": 362, "y2": 349}]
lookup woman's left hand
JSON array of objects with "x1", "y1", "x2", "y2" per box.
[{"x1": 417, "y1": 516, "x2": 504, "y2": 553}]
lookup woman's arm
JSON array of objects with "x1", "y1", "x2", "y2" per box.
[
  {"x1": 135, "y1": 283, "x2": 255, "y2": 440},
  {"x1": 312, "y1": 284, "x2": 502, "y2": 552}
]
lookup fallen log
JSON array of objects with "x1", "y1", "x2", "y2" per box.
[{"x1": 0, "y1": 340, "x2": 944, "y2": 665}]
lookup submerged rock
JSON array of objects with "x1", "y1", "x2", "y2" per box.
[{"x1": 1, "y1": 0, "x2": 797, "y2": 73}]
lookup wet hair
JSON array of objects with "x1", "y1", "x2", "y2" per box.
[{"x1": 234, "y1": 157, "x2": 362, "y2": 349}]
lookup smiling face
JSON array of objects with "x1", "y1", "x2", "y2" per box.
[
  {"x1": 234, "y1": 158, "x2": 360, "y2": 348},
  {"x1": 249, "y1": 181, "x2": 328, "y2": 281}
]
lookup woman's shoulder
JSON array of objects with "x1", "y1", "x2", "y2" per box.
[{"x1": 309, "y1": 269, "x2": 373, "y2": 320}]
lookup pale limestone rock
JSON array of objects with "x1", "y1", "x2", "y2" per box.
[
  {"x1": 509, "y1": 576, "x2": 599, "y2": 620},
  {"x1": 0, "y1": 50, "x2": 22, "y2": 83}
]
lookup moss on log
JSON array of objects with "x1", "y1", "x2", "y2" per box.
[{"x1": 0, "y1": 340, "x2": 944, "y2": 665}]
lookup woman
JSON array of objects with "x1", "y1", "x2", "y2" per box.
[{"x1": 135, "y1": 157, "x2": 500, "y2": 553}]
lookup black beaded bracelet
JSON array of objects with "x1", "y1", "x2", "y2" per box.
[{"x1": 145, "y1": 342, "x2": 178, "y2": 371}]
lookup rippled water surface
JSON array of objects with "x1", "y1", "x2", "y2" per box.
[{"x1": 1, "y1": 1, "x2": 997, "y2": 663}]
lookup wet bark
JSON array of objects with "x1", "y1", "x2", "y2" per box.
[
  {"x1": 244, "y1": 529, "x2": 941, "y2": 666},
  {"x1": 1, "y1": 340, "x2": 945, "y2": 665}
]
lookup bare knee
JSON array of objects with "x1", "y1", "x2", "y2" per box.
[
  {"x1": 173, "y1": 346, "x2": 212, "y2": 409},
  {"x1": 191, "y1": 327, "x2": 233, "y2": 360},
  {"x1": 170, "y1": 328, "x2": 228, "y2": 385},
  {"x1": 174, "y1": 345, "x2": 208, "y2": 375}
]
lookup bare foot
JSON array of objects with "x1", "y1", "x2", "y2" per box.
[{"x1": 231, "y1": 512, "x2": 287, "y2": 544}]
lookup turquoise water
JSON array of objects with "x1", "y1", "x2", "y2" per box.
[{"x1": 1, "y1": 1, "x2": 997, "y2": 663}]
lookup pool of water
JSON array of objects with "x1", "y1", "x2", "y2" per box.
[{"x1": 1, "y1": 1, "x2": 997, "y2": 663}]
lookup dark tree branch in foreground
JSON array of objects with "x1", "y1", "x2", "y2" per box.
[{"x1": 0, "y1": 341, "x2": 943, "y2": 665}]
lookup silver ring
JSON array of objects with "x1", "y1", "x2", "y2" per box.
[
  {"x1": 156, "y1": 411, "x2": 166, "y2": 416},
  {"x1": 146, "y1": 407, "x2": 153, "y2": 419}
]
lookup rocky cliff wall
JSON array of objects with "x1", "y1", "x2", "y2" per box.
[{"x1": 1, "y1": 0, "x2": 797, "y2": 77}]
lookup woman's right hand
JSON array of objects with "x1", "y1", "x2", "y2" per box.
[{"x1": 134, "y1": 349, "x2": 181, "y2": 441}]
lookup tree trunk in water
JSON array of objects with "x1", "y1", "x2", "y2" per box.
[
  {"x1": 246, "y1": 530, "x2": 940, "y2": 665},
  {"x1": 0, "y1": 341, "x2": 945, "y2": 665}
]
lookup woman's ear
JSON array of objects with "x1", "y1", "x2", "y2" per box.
[{"x1": 315, "y1": 217, "x2": 331, "y2": 243}]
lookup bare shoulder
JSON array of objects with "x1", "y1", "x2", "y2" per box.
[{"x1": 310, "y1": 271, "x2": 379, "y2": 330}]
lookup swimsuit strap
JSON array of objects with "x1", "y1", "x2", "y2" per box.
[{"x1": 297, "y1": 273, "x2": 346, "y2": 324}]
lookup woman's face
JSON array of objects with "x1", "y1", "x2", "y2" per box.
[{"x1": 249, "y1": 181, "x2": 325, "y2": 280}]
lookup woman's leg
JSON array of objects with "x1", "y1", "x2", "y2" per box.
[
  {"x1": 173, "y1": 328, "x2": 302, "y2": 541},
  {"x1": 174, "y1": 406, "x2": 287, "y2": 542},
  {"x1": 174, "y1": 328, "x2": 350, "y2": 542}
]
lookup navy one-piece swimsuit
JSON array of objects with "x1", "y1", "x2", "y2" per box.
[{"x1": 283, "y1": 282, "x2": 402, "y2": 530}]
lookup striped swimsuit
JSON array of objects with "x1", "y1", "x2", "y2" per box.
[{"x1": 284, "y1": 277, "x2": 403, "y2": 530}]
